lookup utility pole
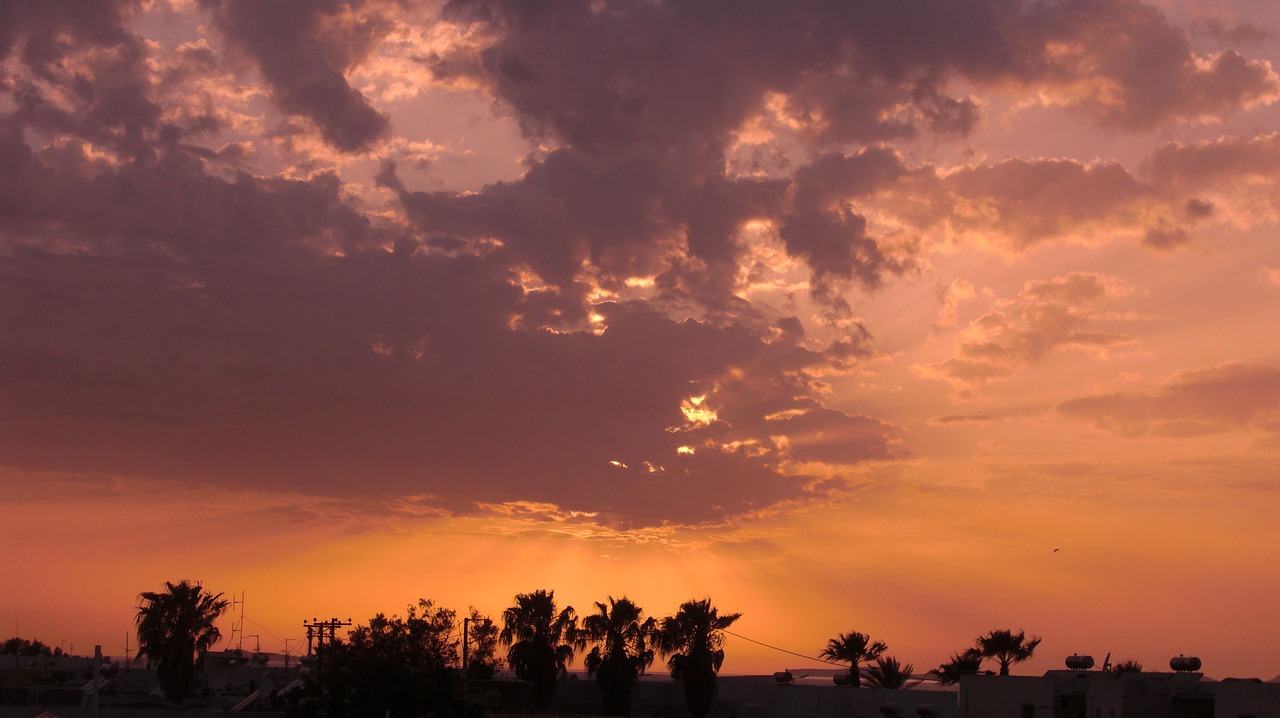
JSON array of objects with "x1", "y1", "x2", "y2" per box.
[
  {"x1": 302, "y1": 618, "x2": 351, "y2": 674},
  {"x1": 90, "y1": 645, "x2": 101, "y2": 718},
  {"x1": 462, "y1": 618, "x2": 470, "y2": 673}
]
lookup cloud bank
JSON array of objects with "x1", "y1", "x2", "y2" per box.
[{"x1": 3, "y1": 0, "x2": 1280, "y2": 530}]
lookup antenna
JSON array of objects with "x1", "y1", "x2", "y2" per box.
[{"x1": 230, "y1": 592, "x2": 246, "y2": 652}]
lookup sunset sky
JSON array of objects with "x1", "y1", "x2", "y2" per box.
[{"x1": 3, "y1": 0, "x2": 1280, "y2": 680}]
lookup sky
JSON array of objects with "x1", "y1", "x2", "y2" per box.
[{"x1": 2, "y1": 0, "x2": 1280, "y2": 680}]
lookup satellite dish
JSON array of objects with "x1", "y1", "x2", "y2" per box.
[{"x1": 259, "y1": 675, "x2": 275, "y2": 695}]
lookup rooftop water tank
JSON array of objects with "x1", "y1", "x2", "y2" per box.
[
  {"x1": 1170, "y1": 655, "x2": 1202, "y2": 672},
  {"x1": 1066, "y1": 655, "x2": 1095, "y2": 670}
]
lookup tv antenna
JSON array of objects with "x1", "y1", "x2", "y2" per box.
[{"x1": 229, "y1": 591, "x2": 246, "y2": 652}]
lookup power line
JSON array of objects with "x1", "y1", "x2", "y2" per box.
[
  {"x1": 243, "y1": 616, "x2": 294, "y2": 648},
  {"x1": 723, "y1": 629, "x2": 844, "y2": 667}
]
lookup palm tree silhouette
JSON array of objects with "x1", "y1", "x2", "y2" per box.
[
  {"x1": 499, "y1": 590, "x2": 580, "y2": 710},
  {"x1": 657, "y1": 598, "x2": 741, "y2": 718},
  {"x1": 865, "y1": 656, "x2": 917, "y2": 689},
  {"x1": 135, "y1": 580, "x2": 229, "y2": 704},
  {"x1": 930, "y1": 648, "x2": 984, "y2": 685},
  {"x1": 975, "y1": 629, "x2": 1041, "y2": 676},
  {"x1": 820, "y1": 631, "x2": 887, "y2": 687},
  {"x1": 582, "y1": 596, "x2": 656, "y2": 716}
]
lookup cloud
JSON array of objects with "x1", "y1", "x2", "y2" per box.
[
  {"x1": 5, "y1": 0, "x2": 1280, "y2": 533},
  {"x1": 797, "y1": 136, "x2": 1280, "y2": 256},
  {"x1": 1195, "y1": 17, "x2": 1274, "y2": 47},
  {"x1": 935, "y1": 279, "x2": 977, "y2": 330},
  {"x1": 931, "y1": 414, "x2": 993, "y2": 425},
  {"x1": 380, "y1": 3, "x2": 1280, "y2": 314},
  {"x1": 431, "y1": 0, "x2": 1277, "y2": 152},
  {"x1": 1057, "y1": 363, "x2": 1280, "y2": 437},
  {"x1": 1021, "y1": 1, "x2": 1279, "y2": 128},
  {"x1": 1, "y1": 130, "x2": 879, "y2": 526},
  {"x1": 1142, "y1": 133, "x2": 1280, "y2": 228},
  {"x1": 764, "y1": 407, "x2": 900, "y2": 466},
  {"x1": 777, "y1": 147, "x2": 917, "y2": 298},
  {"x1": 932, "y1": 159, "x2": 1149, "y2": 248},
  {"x1": 202, "y1": 0, "x2": 393, "y2": 152},
  {"x1": 0, "y1": 0, "x2": 161, "y2": 158},
  {"x1": 918, "y1": 273, "x2": 1135, "y2": 389}
]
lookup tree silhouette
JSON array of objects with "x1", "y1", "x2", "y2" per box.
[
  {"x1": 657, "y1": 598, "x2": 741, "y2": 718},
  {"x1": 135, "y1": 580, "x2": 228, "y2": 704},
  {"x1": 930, "y1": 648, "x2": 984, "y2": 685},
  {"x1": 582, "y1": 596, "x2": 656, "y2": 716},
  {"x1": 300, "y1": 599, "x2": 462, "y2": 718},
  {"x1": 820, "y1": 631, "x2": 887, "y2": 687},
  {"x1": 1111, "y1": 659, "x2": 1143, "y2": 674},
  {"x1": 975, "y1": 629, "x2": 1041, "y2": 676},
  {"x1": 1, "y1": 637, "x2": 63, "y2": 657},
  {"x1": 465, "y1": 607, "x2": 503, "y2": 679},
  {"x1": 500, "y1": 589, "x2": 580, "y2": 711},
  {"x1": 865, "y1": 656, "x2": 917, "y2": 690}
]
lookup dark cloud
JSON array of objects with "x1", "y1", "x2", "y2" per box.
[
  {"x1": 202, "y1": 0, "x2": 392, "y2": 152},
  {"x1": 1184, "y1": 198, "x2": 1216, "y2": 219},
  {"x1": 796, "y1": 139, "x2": 1280, "y2": 255},
  {"x1": 4, "y1": 0, "x2": 1279, "y2": 531},
  {"x1": 1141, "y1": 225, "x2": 1191, "y2": 251},
  {"x1": 0, "y1": 1, "x2": 141, "y2": 74},
  {"x1": 401, "y1": 0, "x2": 1280, "y2": 309},
  {"x1": 383, "y1": 142, "x2": 922, "y2": 318},
  {"x1": 0, "y1": 0, "x2": 160, "y2": 158},
  {"x1": 0, "y1": 133, "x2": 864, "y2": 526},
  {"x1": 0, "y1": 130, "x2": 372, "y2": 259},
  {"x1": 1057, "y1": 363, "x2": 1280, "y2": 436},
  {"x1": 779, "y1": 148, "x2": 915, "y2": 295},
  {"x1": 436, "y1": 0, "x2": 1277, "y2": 148},
  {"x1": 764, "y1": 408, "x2": 899, "y2": 465},
  {"x1": 1196, "y1": 17, "x2": 1274, "y2": 47},
  {"x1": 1023, "y1": 1, "x2": 1278, "y2": 128}
]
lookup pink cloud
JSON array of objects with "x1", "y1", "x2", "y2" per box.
[
  {"x1": 1057, "y1": 362, "x2": 1280, "y2": 436},
  {"x1": 919, "y1": 273, "x2": 1136, "y2": 389}
]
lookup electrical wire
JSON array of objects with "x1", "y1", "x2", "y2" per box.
[
  {"x1": 241, "y1": 615, "x2": 300, "y2": 649},
  {"x1": 722, "y1": 629, "x2": 845, "y2": 667}
]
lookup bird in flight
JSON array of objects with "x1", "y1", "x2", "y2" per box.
[{"x1": 1052, "y1": 548, "x2": 1060, "y2": 553}]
